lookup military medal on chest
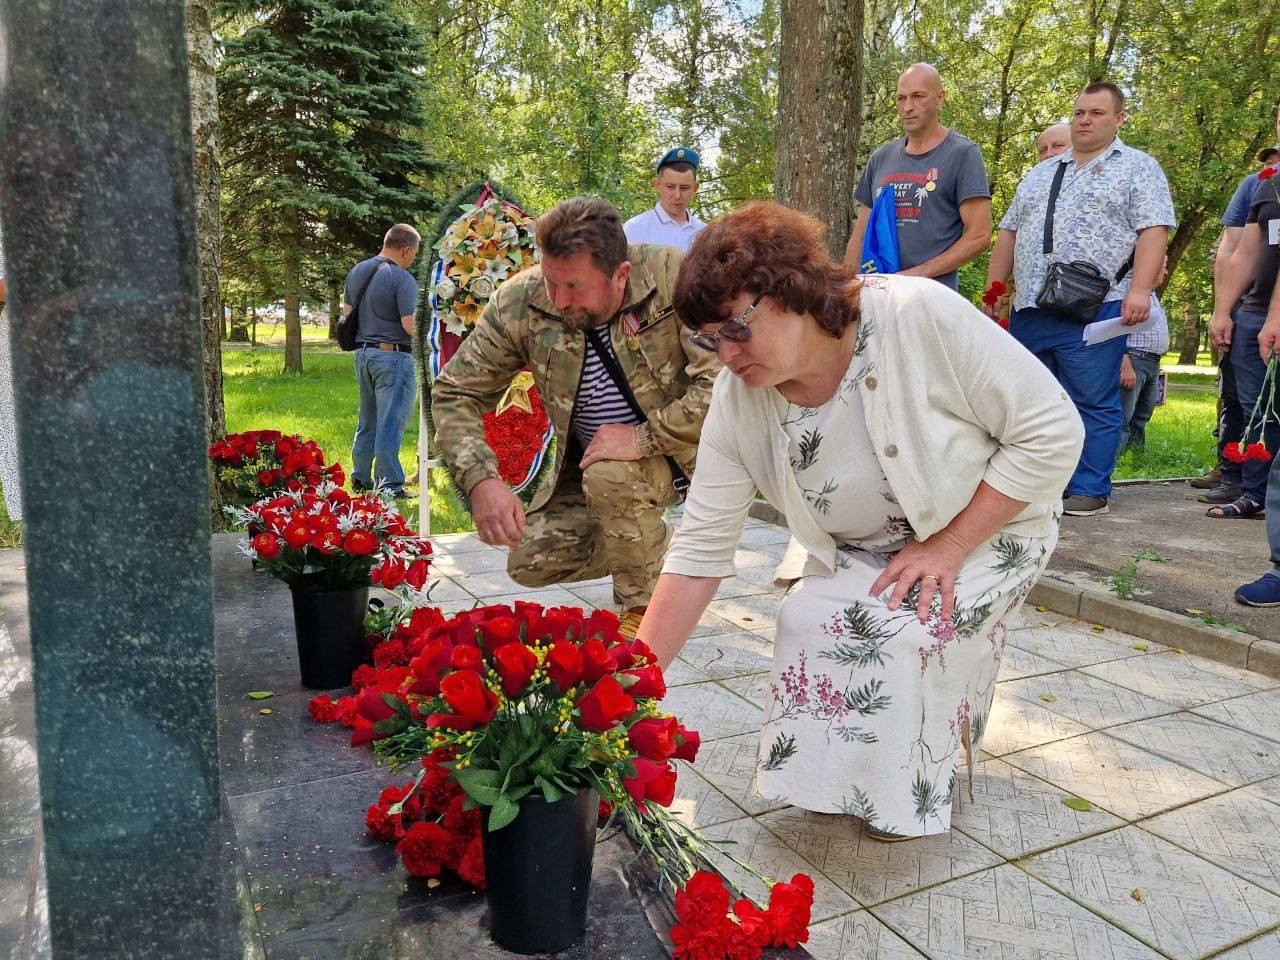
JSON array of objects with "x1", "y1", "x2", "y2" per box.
[{"x1": 622, "y1": 310, "x2": 641, "y2": 350}]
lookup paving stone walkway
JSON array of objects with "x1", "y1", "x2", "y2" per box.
[{"x1": 430, "y1": 518, "x2": 1280, "y2": 960}]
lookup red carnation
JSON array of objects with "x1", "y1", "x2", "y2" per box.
[
  {"x1": 628, "y1": 715, "x2": 679, "y2": 761},
  {"x1": 1224, "y1": 443, "x2": 1249, "y2": 464},
  {"x1": 578, "y1": 674, "x2": 635, "y2": 731},
  {"x1": 375, "y1": 559, "x2": 407, "y2": 589},
  {"x1": 764, "y1": 873, "x2": 815, "y2": 948},
  {"x1": 674, "y1": 871, "x2": 732, "y2": 930},
  {"x1": 372, "y1": 639, "x2": 408, "y2": 668},
  {"x1": 396, "y1": 821, "x2": 453, "y2": 878},
  {"x1": 1259, "y1": 166, "x2": 1278, "y2": 181},
  {"x1": 455, "y1": 833, "x2": 486, "y2": 889},
  {"x1": 307, "y1": 694, "x2": 340, "y2": 723},
  {"x1": 493, "y1": 642, "x2": 538, "y2": 696},
  {"x1": 405, "y1": 558, "x2": 430, "y2": 590},
  {"x1": 1247, "y1": 441, "x2": 1273, "y2": 461},
  {"x1": 731, "y1": 899, "x2": 774, "y2": 954},
  {"x1": 440, "y1": 670, "x2": 499, "y2": 725},
  {"x1": 343, "y1": 528, "x2": 380, "y2": 556},
  {"x1": 251, "y1": 533, "x2": 282, "y2": 560}
]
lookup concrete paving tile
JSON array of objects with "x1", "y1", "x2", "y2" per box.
[
  {"x1": 689, "y1": 731, "x2": 788, "y2": 816},
  {"x1": 978, "y1": 694, "x2": 1092, "y2": 758},
  {"x1": 427, "y1": 550, "x2": 510, "y2": 578},
  {"x1": 1251, "y1": 776, "x2": 1280, "y2": 808},
  {"x1": 1021, "y1": 826, "x2": 1280, "y2": 960},
  {"x1": 660, "y1": 681, "x2": 764, "y2": 742},
  {"x1": 806, "y1": 910, "x2": 926, "y2": 960},
  {"x1": 451, "y1": 585, "x2": 584, "y2": 609},
  {"x1": 870, "y1": 865, "x2": 1162, "y2": 960},
  {"x1": 664, "y1": 657, "x2": 712, "y2": 687},
  {"x1": 733, "y1": 547, "x2": 782, "y2": 569},
  {"x1": 1140, "y1": 785, "x2": 1280, "y2": 896},
  {"x1": 707, "y1": 593, "x2": 784, "y2": 632},
  {"x1": 1194, "y1": 689, "x2": 1280, "y2": 744},
  {"x1": 1001, "y1": 732, "x2": 1226, "y2": 821},
  {"x1": 562, "y1": 582, "x2": 616, "y2": 609},
  {"x1": 1213, "y1": 927, "x2": 1280, "y2": 959},
  {"x1": 757, "y1": 808, "x2": 1000, "y2": 908},
  {"x1": 871, "y1": 864, "x2": 1165, "y2": 960},
  {"x1": 997, "y1": 645, "x2": 1072, "y2": 683},
  {"x1": 699, "y1": 817, "x2": 859, "y2": 923},
  {"x1": 1106, "y1": 712, "x2": 1280, "y2": 787},
  {"x1": 948, "y1": 757, "x2": 1124, "y2": 859},
  {"x1": 675, "y1": 631, "x2": 775, "y2": 681},
  {"x1": 417, "y1": 576, "x2": 475, "y2": 603},
  {"x1": 1006, "y1": 625, "x2": 1152, "y2": 668},
  {"x1": 443, "y1": 570, "x2": 574, "y2": 599},
  {"x1": 1082, "y1": 652, "x2": 1277, "y2": 710},
  {"x1": 715, "y1": 562, "x2": 789, "y2": 597},
  {"x1": 718, "y1": 672, "x2": 771, "y2": 711},
  {"x1": 425, "y1": 532, "x2": 498, "y2": 556},
  {"x1": 1002, "y1": 670, "x2": 1176, "y2": 730},
  {"x1": 667, "y1": 764, "x2": 746, "y2": 830},
  {"x1": 737, "y1": 524, "x2": 795, "y2": 547}
]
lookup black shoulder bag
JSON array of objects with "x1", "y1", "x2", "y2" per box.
[
  {"x1": 1034, "y1": 161, "x2": 1132, "y2": 324},
  {"x1": 336, "y1": 260, "x2": 389, "y2": 351},
  {"x1": 582, "y1": 325, "x2": 690, "y2": 499}
]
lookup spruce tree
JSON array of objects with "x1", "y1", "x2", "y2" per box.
[{"x1": 217, "y1": 0, "x2": 443, "y2": 372}]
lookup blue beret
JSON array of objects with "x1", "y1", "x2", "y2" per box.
[{"x1": 657, "y1": 147, "x2": 701, "y2": 173}]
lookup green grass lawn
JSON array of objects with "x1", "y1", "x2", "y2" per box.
[{"x1": 0, "y1": 343, "x2": 1222, "y2": 549}]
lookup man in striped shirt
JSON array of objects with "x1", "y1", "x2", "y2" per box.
[{"x1": 432, "y1": 199, "x2": 720, "y2": 634}]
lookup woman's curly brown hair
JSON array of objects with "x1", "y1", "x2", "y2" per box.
[{"x1": 673, "y1": 201, "x2": 861, "y2": 338}]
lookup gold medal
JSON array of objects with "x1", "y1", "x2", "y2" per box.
[
  {"x1": 925, "y1": 181, "x2": 936, "y2": 192},
  {"x1": 626, "y1": 335, "x2": 641, "y2": 351}
]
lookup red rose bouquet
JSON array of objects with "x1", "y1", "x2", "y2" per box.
[
  {"x1": 1224, "y1": 352, "x2": 1280, "y2": 464},
  {"x1": 209, "y1": 429, "x2": 344, "y2": 504},
  {"x1": 232, "y1": 483, "x2": 432, "y2": 592}
]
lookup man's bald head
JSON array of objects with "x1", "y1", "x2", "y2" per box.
[
  {"x1": 895, "y1": 63, "x2": 946, "y2": 138},
  {"x1": 1036, "y1": 123, "x2": 1071, "y2": 162}
]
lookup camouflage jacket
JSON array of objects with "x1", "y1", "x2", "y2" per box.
[{"x1": 431, "y1": 244, "x2": 721, "y2": 514}]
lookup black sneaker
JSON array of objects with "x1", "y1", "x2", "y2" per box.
[
  {"x1": 1196, "y1": 481, "x2": 1244, "y2": 504},
  {"x1": 351, "y1": 479, "x2": 372, "y2": 493}
]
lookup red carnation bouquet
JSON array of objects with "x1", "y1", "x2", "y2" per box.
[
  {"x1": 232, "y1": 483, "x2": 432, "y2": 592},
  {"x1": 1224, "y1": 352, "x2": 1280, "y2": 464},
  {"x1": 209, "y1": 429, "x2": 344, "y2": 504}
]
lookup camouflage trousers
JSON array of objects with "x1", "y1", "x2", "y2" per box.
[{"x1": 507, "y1": 455, "x2": 678, "y2": 608}]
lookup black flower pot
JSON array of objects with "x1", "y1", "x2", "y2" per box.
[
  {"x1": 482, "y1": 788, "x2": 598, "y2": 954},
  {"x1": 289, "y1": 585, "x2": 369, "y2": 689}
]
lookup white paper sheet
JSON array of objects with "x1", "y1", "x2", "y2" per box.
[{"x1": 1082, "y1": 311, "x2": 1156, "y2": 346}]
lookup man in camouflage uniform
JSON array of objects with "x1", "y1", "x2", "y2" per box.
[{"x1": 432, "y1": 198, "x2": 719, "y2": 626}]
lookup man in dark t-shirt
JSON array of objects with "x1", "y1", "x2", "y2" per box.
[
  {"x1": 844, "y1": 63, "x2": 992, "y2": 290},
  {"x1": 344, "y1": 223, "x2": 421, "y2": 496}
]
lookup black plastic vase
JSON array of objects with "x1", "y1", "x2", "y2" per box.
[
  {"x1": 482, "y1": 788, "x2": 598, "y2": 954},
  {"x1": 289, "y1": 585, "x2": 369, "y2": 689}
]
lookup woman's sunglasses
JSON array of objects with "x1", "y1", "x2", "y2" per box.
[{"x1": 688, "y1": 293, "x2": 764, "y2": 353}]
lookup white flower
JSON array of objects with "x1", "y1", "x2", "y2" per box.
[
  {"x1": 433, "y1": 276, "x2": 457, "y2": 300},
  {"x1": 467, "y1": 276, "x2": 495, "y2": 300},
  {"x1": 482, "y1": 259, "x2": 513, "y2": 284},
  {"x1": 442, "y1": 311, "x2": 470, "y2": 337}
]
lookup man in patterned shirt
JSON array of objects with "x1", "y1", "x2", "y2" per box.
[
  {"x1": 432, "y1": 198, "x2": 720, "y2": 633},
  {"x1": 985, "y1": 81, "x2": 1175, "y2": 517}
]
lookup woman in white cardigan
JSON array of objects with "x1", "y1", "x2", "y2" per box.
[{"x1": 637, "y1": 202, "x2": 1083, "y2": 839}]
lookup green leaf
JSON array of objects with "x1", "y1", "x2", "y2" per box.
[
  {"x1": 1061, "y1": 796, "x2": 1094, "y2": 812},
  {"x1": 535, "y1": 775, "x2": 565, "y2": 803},
  {"x1": 1039, "y1": 693, "x2": 1057, "y2": 703},
  {"x1": 488, "y1": 795, "x2": 520, "y2": 832},
  {"x1": 246, "y1": 691, "x2": 274, "y2": 700}
]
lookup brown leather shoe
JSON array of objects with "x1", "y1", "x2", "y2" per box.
[{"x1": 1189, "y1": 466, "x2": 1223, "y2": 489}]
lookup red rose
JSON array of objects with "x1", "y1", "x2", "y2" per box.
[
  {"x1": 375, "y1": 560, "x2": 407, "y2": 589},
  {"x1": 440, "y1": 670, "x2": 499, "y2": 725},
  {"x1": 628, "y1": 715, "x2": 679, "y2": 760},
  {"x1": 583, "y1": 608, "x2": 622, "y2": 640},
  {"x1": 449, "y1": 646, "x2": 483, "y2": 671},
  {"x1": 405, "y1": 558, "x2": 430, "y2": 590},
  {"x1": 251, "y1": 533, "x2": 282, "y2": 560},
  {"x1": 356, "y1": 687, "x2": 398, "y2": 724},
  {"x1": 622, "y1": 664, "x2": 666, "y2": 699},
  {"x1": 409, "y1": 638, "x2": 454, "y2": 695},
  {"x1": 282, "y1": 522, "x2": 311, "y2": 550},
  {"x1": 479, "y1": 615, "x2": 521, "y2": 651},
  {"x1": 622, "y1": 757, "x2": 676, "y2": 809},
  {"x1": 256, "y1": 469, "x2": 277, "y2": 487},
  {"x1": 326, "y1": 462, "x2": 346, "y2": 486},
  {"x1": 493, "y1": 642, "x2": 538, "y2": 696},
  {"x1": 546, "y1": 641, "x2": 583, "y2": 691},
  {"x1": 343, "y1": 528, "x2": 380, "y2": 556},
  {"x1": 580, "y1": 639, "x2": 615, "y2": 683},
  {"x1": 764, "y1": 874, "x2": 815, "y2": 948},
  {"x1": 608, "y1": 642, "x2": 637, "y2": 670},
  {"x1": 1259, "y1": 165, "x2": 1278, "y2": 181},
  {"x1": 672, "y1": 722, "x2": 701, "y2": 763},
  {"x1": 578, "y1": 674, "x2": 636, "y2": 731},
  {"x1": 533, "y1": 607, "x2": 579, "y2": 643}
]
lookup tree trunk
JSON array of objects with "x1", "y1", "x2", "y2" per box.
[
  {"x1": 250, "y1": 303, "x2": 257, "y2": 345},
  {"x1": 329, "y1": 282, "x2": 341, "y2": 341},
  {"x1": 228, "y1": 298, "x2": 249, "y2": 342},
  {"x1": 1178, "y1": 301, "x2": 1200, "y2": 365},
  {"x1": 773, "y1": 0, "x2": 864, "y2": 258},
  {"x1": 187, "y1": 0, "x2": 225, "y2": 439},
  {"x1": 282, "y1": 241, "x2": 303, "y2": 373}
]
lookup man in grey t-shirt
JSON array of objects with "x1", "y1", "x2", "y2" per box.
[
  {"x1": 344, "y1": 223, "x2": 421, "y2": 496},
  {"x1": 844, "y1": 63, "x2": 992, "y2": 290}
]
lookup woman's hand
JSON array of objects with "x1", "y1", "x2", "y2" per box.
[{"x1": 870, "y1": 528, "x2": 972, "y2": 622}]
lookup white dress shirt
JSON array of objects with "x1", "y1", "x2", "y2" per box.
[{"x1": 623, "y1": 204, "x2": 705, "y2": 253}]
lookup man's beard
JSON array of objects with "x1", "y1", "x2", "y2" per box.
[{"x1": 561, "y1": 309, "x2": 610, "y2": 331}]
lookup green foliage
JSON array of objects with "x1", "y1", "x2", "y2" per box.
[{"x1": 1106, "y1": 548, "x2": 1171, "y2": 600}]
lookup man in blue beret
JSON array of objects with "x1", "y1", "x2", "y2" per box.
[{"x1": 623, "y1": 147, "x2": 706, "y2": 253}]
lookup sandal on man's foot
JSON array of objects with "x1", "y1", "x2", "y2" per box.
[{"x1": 1206, "y1": 497, "x2": 1265, "y2": 519}]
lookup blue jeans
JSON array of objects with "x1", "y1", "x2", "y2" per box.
[
  {"x1": 352, "y1": 347, "x2": 416, "y2": 490},
  {"x1": 1267, "y1": 450, "x2": 1280, "y2": 573},
  {"x1": 1218, "y1": 349, "x2": 1244, "y2": 485},
  {"x1": 1119, "y1": 351, "x2": 1162, "y2": 451},
  {"x1": 1011, "y1": 300, "x2": 1127, "y2": 499},
  {"x1": 1229, "y1": 308, "x2": 1279, "y2": 505}
]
